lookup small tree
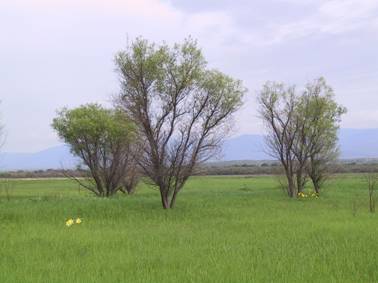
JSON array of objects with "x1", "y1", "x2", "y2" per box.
[
  {"x1": 52, "y1": 104, "x2": 138, "y2": 197},
  {"x1": 115, "y1": 38, "x2": 245, "y2": 208},
  {"x1": 365, "y1": 173, "x2": 377, "y2": 213},
  {"x1": 258, "y1": 78, "x2": 345, "y2": 198},
  {"x1": 258, "y1": 82, "x2": 299, "y2": 197},
  {"x1": 300, "y1": 78, "x2": 346, "y2": 194}
]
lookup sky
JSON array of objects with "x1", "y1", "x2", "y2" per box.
[{"x1": 1, "y1": 0, "x2": 378, "y2": 152}]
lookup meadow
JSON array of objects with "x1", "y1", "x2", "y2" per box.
[{"x1": 0, "y1": 175, "x2": 377, "y2": 282}]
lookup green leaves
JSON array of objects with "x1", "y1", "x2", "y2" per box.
[
  {"x1": 115, "y1": 36, "x2": 245, "y2": 138},
  {"x1": 258, "y1": 77, "x2": 346, "y2": 196},
  {"x1": 116, "y1": 37, "x2": 207, "y2": 103},
  {"x1": 52, "y1": 104, "x2": 138, "y2": 197},
  {"x1": 52, "y1": 104, "x2": 135, "y2": 156},
  {"x1": 114, "y1": 37, "x2": 246, "y2": 208},
  {"x1": 200, "y1": 70, "x2": 245, "y2": 126}
]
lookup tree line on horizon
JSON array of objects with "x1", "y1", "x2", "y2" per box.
[{"x1": 52, "y1": 37, "x2": 346, "y2": 208}]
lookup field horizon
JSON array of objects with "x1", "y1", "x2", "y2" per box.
[{"x1": 2, "y1": 128, "x2": 378, "y2": 171}]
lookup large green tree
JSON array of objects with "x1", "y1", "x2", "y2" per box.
[
  {"x1": 52, "y1": 104, "x2": 138, "y2": 197},
  {"x1": 115, "y1": 38, "x2": 245, "y2": 208}
]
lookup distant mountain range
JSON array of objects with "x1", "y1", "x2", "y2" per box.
[
  {"x1": 222, "y1": 128, "x2": 378, "y2": 161},
  {"x1": 0, "y1": 145, "x2": 79, "y2": 171},
  {"x1": 0, "y1": 128, "x2": 378, "y2": 171}
]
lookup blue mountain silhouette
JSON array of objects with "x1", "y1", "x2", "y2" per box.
[{"x1": 1, "y1": 128, "x2": 377, "y2": 170}]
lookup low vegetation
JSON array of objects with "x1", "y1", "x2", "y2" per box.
[
  {"x1": 1, "y1": 175, "x2": 378, "y2": 282},
  {"x1": 0, "y1": 28, "x2": 375, "y2": 283},
  {"x1": 1, "y1": 159, "x2": 378, "y2": 178}
]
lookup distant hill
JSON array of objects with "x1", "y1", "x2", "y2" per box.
[
  {"x1": 338, "y1": 129, "x2": 378, "y2": 159},
  {"x1": 222, "y1": 134, "x2": 267, "y2": 160},
  {"x1": 0, "y1": 145, "x2": 78, "y2": 171},
  {"x1": 1, "y1": 128, "x2": 378, "y2": 171},
  {"x1": 223, "y1": 128, "x2": 378, "y2": 161}
]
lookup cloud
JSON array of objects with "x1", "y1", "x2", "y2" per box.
[
  {"x1": 0, "y1": 0, "x2": 251, "y2": 152},
  {"x1": 266, "y1": 0, "x2": 378, "y2": 44},
  {"x1": 1, "y1": 0, "x2": 377, "y2": 152}
]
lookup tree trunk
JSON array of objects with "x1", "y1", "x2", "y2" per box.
[
  {"x1": 170, "y1": 189, "x2": 179, "y2": 209},
  {"x1": 160, "y1": 190, "x2": 170, "y2": 209},
  {"x1": 288, "y1": 176, "x2": 295, "y2": 198},
  {"x1": 311, "y1": 177, "x2": 320, "y2": 194},
  {"x1": 296, "y1": 171, "x2": 303, "y2": 193},
  {"x1": 125, "y1": 184, "x2": 136, "y2": 195},
  {"x1": 287, "y1": 175, "x2": 296, "y2": 198},
  {"x1": 297, "y1": 171, "x2": 308, "y2": 194},
  {"x1": 127, "y1": 187, "x2": 135, "y2": 195}
]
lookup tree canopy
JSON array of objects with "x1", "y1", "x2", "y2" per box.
[
  {"x1": 52, "y1": 104, "x2": 138, "y2": 196},
  {"x1": 115, "y1": 38, "x2": 246, "y2": 208},
  {"x1": 258, "y1": 77, "x2": 346, "y2": 197}
]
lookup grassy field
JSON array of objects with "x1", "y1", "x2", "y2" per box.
[{"x1": 0, "y1": 175, "x2": 377, "y2": 282}]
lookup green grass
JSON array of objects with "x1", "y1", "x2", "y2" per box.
[{"x1": 0, "y1": 175, "x2": 377, "y2": 282}]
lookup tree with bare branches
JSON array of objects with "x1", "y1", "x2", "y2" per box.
[
  {"x1": 258, "y1": 82, "x2": 299, "y2": 197},
  {"x1": 52, "y1": 104, "x2": 138, "y2": 197},
  {"x1": 258, "y1": 78, "x2": 345, "y2": 197},
  {"x1": 301, "y1": 78, "x2": 346, "y2": 193},
  {"x1": 115, "y1": 38, "x2": 245, "y2": 208}
]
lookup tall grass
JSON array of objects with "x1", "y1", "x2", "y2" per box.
[{"x1": 0, "y1": 175, "x2": 377, "y2": 282}]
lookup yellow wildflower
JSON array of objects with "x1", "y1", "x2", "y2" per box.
[
  {"x1": 298, "y1": 192, "x2": 306, "y2": 198},
  {"x1": 76, "y1": 218, "x2": 82, "y2": 224},
  {"x1": 66, "y1": 219, "x2": 74, "y2": 227}
]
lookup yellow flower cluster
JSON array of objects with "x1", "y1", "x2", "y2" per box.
[
  {"x1": 297, "y1": 192, "x2": 306, "y2": 198},
  {"x1": 297, "y1": 192, "x2": 319, "y2": 199},
  {"x1": 310, "y1": 192, "x2": 319, "y2": 198},
  {"x1": 66, "y1": 218, "x2": 82, "y2": 227}
]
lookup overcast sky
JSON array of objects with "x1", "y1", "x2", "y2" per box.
[{"x1": 1, "y1": 0, "x2": 378, "y2": 152}]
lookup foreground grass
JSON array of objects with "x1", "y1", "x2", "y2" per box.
[{"x1": 0, "y1": 175, "x2": 377, "y2": 282}]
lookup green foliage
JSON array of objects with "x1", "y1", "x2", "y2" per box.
[
  {"x1": 259, "y1": 77, "x2": 346, "y2": 196},
  {"x1": 201, "y1": 70, "x2": 244, "y2": 121},
  {"x1": 1, "y1": 176, "x2": 378, "y2": 282},
  {"x1": 116, "y1": 37, "x2": 244, "y2": 121},
  {"x1": 296, "y1": 78, "x2": 347, "y2": 192},
  {"x1": 52, "y1": 104, "x2": 134, "y2": 156},
  {"x1": 297, "y1": 77, "x2": 346, "y2": 150},
  {"x1": 116, "y1": 37, "x2": 206, "y2": 97},
  {"x1": 52, "y1": 104, "x2": 137, "y2": 196},
  {"x1": 115, "y1": 37, "x2": 245, "y2": 208}
]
